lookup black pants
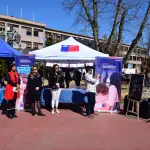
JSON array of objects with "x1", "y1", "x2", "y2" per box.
[
  {"x1": 7, "y1": 98, "x2": 17, "y2": 115},
  {"x1": 65, "y1": 80, "x2": 70, "y2": 88},
  {"x1": 75, "y1": 80, "x2": 80, "y2": 86},
  {"x1": 86, "y1": 92, "x2": 95, "y2": 116},
  {"x1": 29, "y1": 94, "x2": 41, "y2": 113},
  {"x1": 31, "y1": 101, "x2": 41, "y2": 113}
]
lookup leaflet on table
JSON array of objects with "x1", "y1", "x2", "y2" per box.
[
  {"x1": 15, "y1": 56, "x2": 35, "y2": 110},
  {"x1": 94, "y1": 57, "x2": 122, "y2": 113}
]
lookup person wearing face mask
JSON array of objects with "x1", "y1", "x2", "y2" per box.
[
  {"x1": 27, "y1": 66, "x2": 45, "y2": 116},
  {"x1": 85, "y1": 67, "x2": 100, "y2": 119},
  {"x1": 4, "y1": 63, "x2": 20, "y2": 119},
  {"x1": 49, "y1": 64, "x2": 64, "y2": 115}
]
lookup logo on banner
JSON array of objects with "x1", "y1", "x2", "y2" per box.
[
  {"x1": 61, "y1": 45, "x2": 79, "y2": 52},
  {"x1": 20, "y1": 102, "x2": 24, "y2": 107},
  {"x1": 101, "y1": 63, "x2": 116, "y2": 69},
  {"x1": 15, "y1": 56, "x2": 35, "y2": 67}
]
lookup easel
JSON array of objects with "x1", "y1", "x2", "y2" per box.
[
  {"x1": 126, "y1": 74, "x2": 144, "y2": 120},
  {"x1": 126, "y1": 98, "x2": 141, "y2": 120},
  {"x1": 126, "y1": 74, "x2": 150, "y2": 121}
]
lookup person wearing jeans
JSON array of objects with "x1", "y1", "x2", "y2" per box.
[
  {"x1": 51, "y1": 88, "x2": 61, "y2": 112},
  {"x1": 85, "y1": 67, "x2": 100, "y2": 118},
  {"x1": 49, "y1": 64, "x2": 64, "y2": 115}
]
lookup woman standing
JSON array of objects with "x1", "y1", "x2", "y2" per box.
[
  {"x1": 4, "y1": 64, "x2": 20, "y2": 119},
  {"x1": 27, "y1": 66, "x2": 45, "y2": 116},
  {"x1": 49, "y1": 64, "x2": 64, "y2": 115}
]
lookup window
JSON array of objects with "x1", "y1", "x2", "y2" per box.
[
  {"x1": 34, "y1": 30, "x2": 38, "y2": 37},
  {"x1": 130, "y1": 56, "x2": 132, "y2": 60},
  {"x1": 26, "y1": 29, "x2": 32, "y2": 36},
  {"x1": 133, "y1": 56, "x2": 136, "y2": 61},
  {"x1": 0, "y1": 23, "x2": 5, "y2": 31},
  {"x1": 26, "y1": 42, "x2": 32, "y2": 49},
  {"x1": 33, "y1": 43, "x2": 38, "y2": 49}
]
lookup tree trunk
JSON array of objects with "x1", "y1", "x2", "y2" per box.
[
  {"x1": 93, "y1": 0, "x2": 99, "y2": 51},
  {"x1": 113, "y1": 8, "x2": 127, "y2": 56},
  {"x1": 81, "y1": 0, "x2": 99, "y2": 51},
  {"x1": 107, "y1": 0, "x2": 122, "y2": 54},
  {"x1": 93, "y1": 27, "x2": 99, "y2": 51},
  {"x1": 123, "y1": 2, "x2": 150, "y2": 64}
]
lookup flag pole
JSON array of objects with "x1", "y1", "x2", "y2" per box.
[{"x1": 7, "y1": 5, "x2": 8, "y2": 16}]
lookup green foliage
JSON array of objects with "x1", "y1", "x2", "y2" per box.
[
  {"x1": 0, "y1": 59, "x2": 7, "y2": 77},
  {"x1": 45, "y1": 37, "x2": 53, "y2": 47}
]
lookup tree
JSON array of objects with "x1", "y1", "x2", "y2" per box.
[
  {"x1": 123, "y1": 2, "x2": 150, "y2": 63},
  {"x1": 107, "y1": 0, "x2": 142, "y2": 56},
  {"x1": 0, "y1": 59, "x2": 7, "y2": 77},
  {"x1": 113, "y1": 7, "x2": 127, "y2": 56},
  {"x1": 45, "y1": 37, "x2": 53, "y2": 47},
  {"x1": 62, "y1": 0, "x2": 104, "y2": 51},
  {"x1": 106, "y1": 0, "x2": 122, "y2": 54}
]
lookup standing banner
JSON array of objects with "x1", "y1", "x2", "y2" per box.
[
  {"x1": 15, "y1": 55, "x2": 35, "y2": 110},
  {"x1": 94, "y1": 57, "x2": 122, "y2": 113}
]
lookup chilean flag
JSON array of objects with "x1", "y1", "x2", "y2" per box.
[{"x1": 61, "y1": 45, "x2": 79, "y2": 52}]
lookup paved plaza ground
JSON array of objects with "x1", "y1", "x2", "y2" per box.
[{"x1": 0, "y1": 109, "x2": 150, "y2": 150}]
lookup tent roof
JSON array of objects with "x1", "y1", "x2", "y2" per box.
[
  {"x1": 29, "y1": 37, "x2": 108, "y2": 63},
  {"x1": 0, "y1": 38, "x2": 23, "y2": 57}
]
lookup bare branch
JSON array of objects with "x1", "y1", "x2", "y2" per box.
[{"x1": 123, "y1": 2, "x2": 150, "y2": 63}]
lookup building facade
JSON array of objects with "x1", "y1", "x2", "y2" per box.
[{"x1": 0, "y1": 14, "x2": 148, "y2": 69}]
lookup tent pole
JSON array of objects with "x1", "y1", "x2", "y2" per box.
[{"x1": 43, "y1": 62, "x2": 46, "y2": 87}]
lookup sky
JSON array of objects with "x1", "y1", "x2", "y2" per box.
[{"x1": 0, "y1": 0, "x2": 149, "y2": 45}]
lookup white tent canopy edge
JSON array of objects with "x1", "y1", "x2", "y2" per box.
[{"x1": 29, "y1": 37, "x2": 109, "y2": 63}]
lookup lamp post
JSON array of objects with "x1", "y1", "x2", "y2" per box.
[{"x1": 0, "y1": 26, "x2": 21, "y2": 48}]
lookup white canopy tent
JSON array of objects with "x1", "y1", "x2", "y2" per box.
[{"x1": 29, "y1": 37, "x2": 108, "y2": 63}]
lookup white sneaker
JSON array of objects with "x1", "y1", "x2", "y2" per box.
[
  {"x1": 52, "y1": 110, "x2": 55, "y2": 115},
  {"x1": 56, "y1": 109, "x2": 60, "y2": 114}
]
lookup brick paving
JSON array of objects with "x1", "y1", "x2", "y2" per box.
[{"x1": 0, "y1": 109, "x2": 150, "y2": 150}]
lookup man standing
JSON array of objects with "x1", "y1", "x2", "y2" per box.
[{"x1": 85, "y1": 67, "x2": 100, "y2": 118}]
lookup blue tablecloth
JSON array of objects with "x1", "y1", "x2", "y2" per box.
[
  {"x1": 41, "y1": 88, "x2": 88, "y2": 105},
  {"x1": 0, "y1": 87, "x2": 5, "y2": 105}
]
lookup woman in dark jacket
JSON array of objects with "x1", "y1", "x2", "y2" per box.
[
  {"x1": 48, "y1": 64, "x2": 64, "y2": 115},
  {"x1": 27, "y1": 66, "x2": 45, "y2": 116}
]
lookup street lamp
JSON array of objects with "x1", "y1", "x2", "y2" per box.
[
  {"x1": 15, "y1": 33, "x2": 21, "y2": 44},
  {"x1": 7, "y1": 29, "x2": 21, "y2": 47},
  {"x1": 0, "y1": 26, "x2": 21, "y2": 49},
  {"x1": 0, "y1": 31, "x2": 6, "y2": 41}
]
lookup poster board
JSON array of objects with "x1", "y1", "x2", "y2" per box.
[
  {"x1": 94, "y1": 57, "x2": 122, "y2": 113},
  {"x1": 15, "y1": 55, "x2": 35, "y2": 110},
  {"x1": 128, "y1": 74, "x2": 144, "y2": 101}
]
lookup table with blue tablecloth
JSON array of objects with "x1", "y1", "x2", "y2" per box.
[{"x1": 41, "y1": 88, "x2": 88, "y2": 106}]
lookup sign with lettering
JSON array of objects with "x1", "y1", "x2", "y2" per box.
[
  {"x1": 15, "y1": 56, "x2": 35, "y2": 110},
  {"x1": 95, "y1": 57, "x2": 122, "y2": 113},
  {"x1": 15, "y1": 55, "x2": 35, "y2": 67}
]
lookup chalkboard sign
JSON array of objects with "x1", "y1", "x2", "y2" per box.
[{"x1": 128, "y1": 74, "x2": 144, "y2": 101}]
